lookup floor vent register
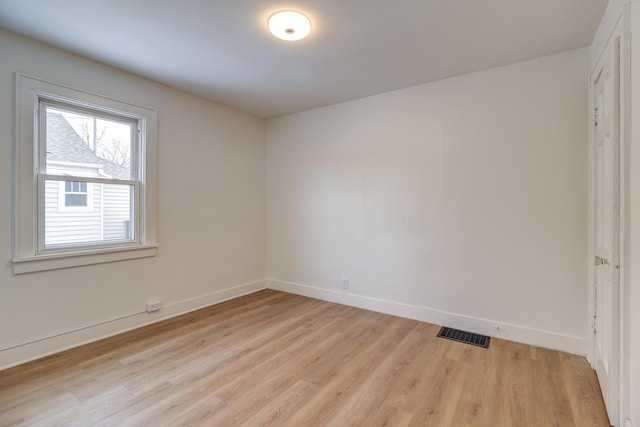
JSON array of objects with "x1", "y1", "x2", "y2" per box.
[{"x1": 437, "y1": 326, "x2": 490, "y2": 349}]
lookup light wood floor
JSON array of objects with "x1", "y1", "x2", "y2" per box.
[{"x1": 0, "y1": 290, "x2": 610, "y2": 426}]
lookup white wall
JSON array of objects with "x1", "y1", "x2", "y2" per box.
[
  {"x1": 0, "y1": 30, "x2": 266, "y2": 369},
  {"x1": 266, "y1": 48, "x2": 590, "y2": 355}
]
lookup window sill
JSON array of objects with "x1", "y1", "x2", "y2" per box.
[{"x1": 12, "y1": 244, "x2": 158, "y2": 274}]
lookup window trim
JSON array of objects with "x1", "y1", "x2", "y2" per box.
[{"x1": 13, "y1": 73, "x2": 158, "y2": 274}]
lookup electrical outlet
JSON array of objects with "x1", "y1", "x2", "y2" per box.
[
  {"x1": 146, "y1": 300, "x2": 162, "y2": 312},
  {"x1": 342, "y1": 277, "x2": 349, "y2": 290}
]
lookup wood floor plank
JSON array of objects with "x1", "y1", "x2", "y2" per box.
[
  {"x1": 169, "y1": 313, "x2": 344, "y2": 392},
  {"x1": 409, "y1": 357, "x2": 470, "y2": 426},
  {"x1": 29, "y1": 386, "x2": 134, "y2": 427},
  {"x1": 561, "y1": 352, "x2": 612, "y2": 426},
  {"x1": 324, "y1": 328, "x2": 428, "y2": 426},
  {"x1": 0, "y1": 290, "x2": 610, "y2": 427},
  {"x1": 162, "y1": 393, "x2": 225, "y2": 427},
  {"x1": 367, "y1": 404, "x2": 414, "y2": 427},
  {"x1": 283, "y1": 316, "x2": 417, "y2": 426},
  {"x1": 239, "y1": 379, "x2": 319, "y2": 427},
  {"x1": 165, "y1": 297, "x2": 346, "y2": 386},
  {"x1": 77, "y1": 289, "x2": 290, "y2": 370},
  {"x1": 199, "y1": 321, "x2": 352, "y2": 425},
  {"x1": 0, "y1": 391, "x2": 78, "y2": 427}
]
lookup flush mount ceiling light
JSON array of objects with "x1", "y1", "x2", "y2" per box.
[{"x1": 268, "y1": 10, "x2": 311, "y2": 41}]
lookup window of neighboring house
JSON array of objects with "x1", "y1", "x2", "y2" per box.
[
  {"x1": 58, "y1": 181, "x2": 93, "y2": 211},
  {"x1": 65, "y1": 181, "x2": 88, "y2": 207},
  {"x1": 13, "y1": 74, "x2": 157, "y2": 274}
]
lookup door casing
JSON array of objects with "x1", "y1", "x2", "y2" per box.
[{"x1": 588, "y1": 5, "x2": 631, "y2": 426}]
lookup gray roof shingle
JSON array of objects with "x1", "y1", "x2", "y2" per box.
[{"x1": 46, "y1": 112, "x2": 130, "y2": 180}]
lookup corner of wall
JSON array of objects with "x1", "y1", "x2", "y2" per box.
[
  {"x1": 267, "y1": 279, "x2": 587, "y2": 355},
  {"x1": 590, "y1": 0, "x2": 628, "y2": 71}
]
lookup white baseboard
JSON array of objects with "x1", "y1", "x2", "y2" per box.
[
  {"x1": 267, "y1": 279, "x2": 587, "y2": 355},
  {"x1": 0, "y1": 280, "x2": 266, "y2": 371},
  {"x1": 1, "y1": 277, "x2": 588, "y2": 371}
]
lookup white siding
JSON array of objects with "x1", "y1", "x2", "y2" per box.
[
  {"x1": 102, "y1": 184, "x2": 132, "y2": 241},
  {"x1": 44, "y1": 181, "x2": 132, "y2": 245},
  {"x1": 44, "y1": 180, "x2": 102, "y2": 245}
]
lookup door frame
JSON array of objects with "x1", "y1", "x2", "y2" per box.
[{"x1": 587, "y1": 5, "x2": 631, "y2": 426}]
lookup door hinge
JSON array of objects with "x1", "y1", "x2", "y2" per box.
[{"x1": 593, "y1": 108, "x2": 599, "y2": 127}]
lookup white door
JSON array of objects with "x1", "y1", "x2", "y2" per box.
[{"x1": 592, "y1": 36, "x2": 620, "y2": 426}]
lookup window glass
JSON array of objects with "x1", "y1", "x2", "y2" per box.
[
  {"x1": 64, "y1": 181, "x2": 88, "y2": 207},
  {"x1": 44, "y1": 179, "x2": 135, "y2": 248},
  {"x1": 45, "y1": 106, "x2": 133, "y2": 180},
  {"x1": 41, "y1": 103, "x2": 138, "y2": 249}
]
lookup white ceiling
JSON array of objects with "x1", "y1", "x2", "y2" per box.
[{"x1": 0, "y1": 0, "x2": 608, "y2": 119}]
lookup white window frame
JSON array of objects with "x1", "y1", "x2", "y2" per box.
[{"x1": 13, "y1": 74, "x2": 157, "y2": 274}]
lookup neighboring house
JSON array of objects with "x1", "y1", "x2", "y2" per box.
[{"x1": 44, "y1": 112, "x2": 132, "y2": 246}]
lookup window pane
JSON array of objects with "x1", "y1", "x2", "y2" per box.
[
  {"x1": 65, "y1": 181, "x2": 86, "y2": 194},
  {"x1": 45, "y1": 106, "x2": 133, "y2": 180},
  {"x1": 65, "y1": 194, "x2": 87, "y2": 207},
  {"x1": 44, "y1": 180, "x2": 135, "y2": 247}
]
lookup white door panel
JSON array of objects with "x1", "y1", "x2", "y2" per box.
[{"x1": 592, "y1": 35, "x2": 620, "y2": 426}]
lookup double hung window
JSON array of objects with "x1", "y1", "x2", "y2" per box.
[{"x1": 13, "y1": 74, "x2": 157, "y2": 273}]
